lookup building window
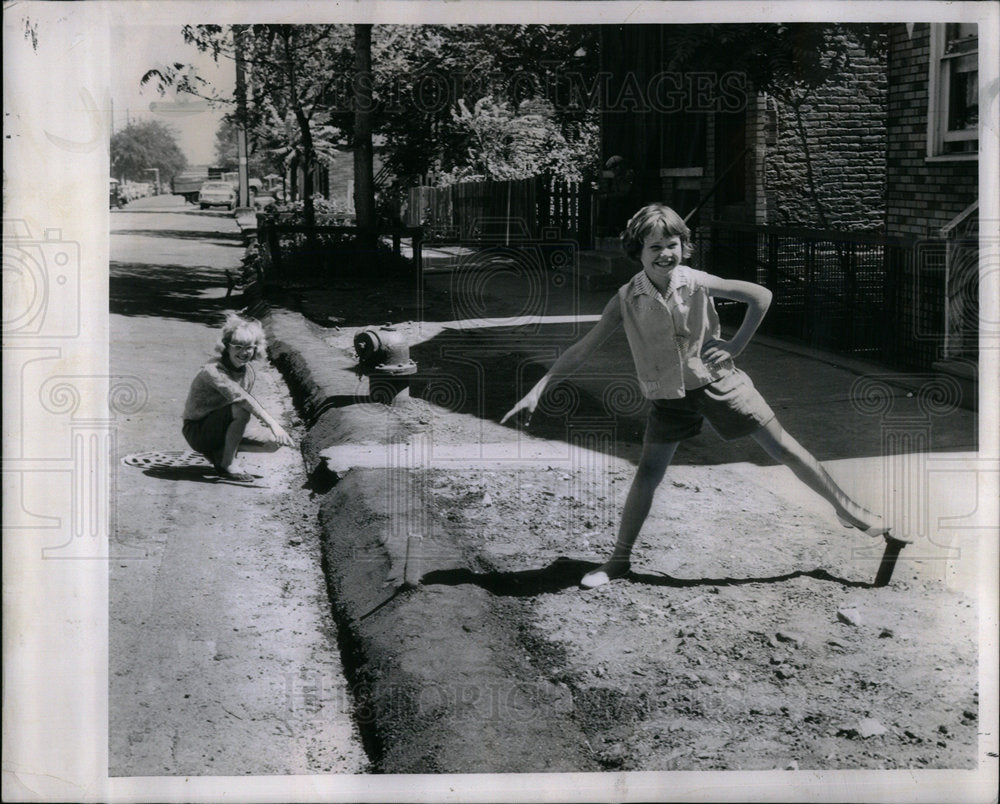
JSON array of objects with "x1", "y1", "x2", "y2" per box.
[{"x1": 928, "y1": 23, "x2": 978, "y2": 158}]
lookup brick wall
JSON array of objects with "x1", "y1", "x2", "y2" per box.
[
  {"x1": 884, "y1": 23, "x2": 978, "y2": 240},
  {"x1": 762, "y1": 33, "x2": 888, "y2": 231}
]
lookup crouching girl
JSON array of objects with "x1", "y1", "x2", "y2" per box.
[{"x1": 182, "y1": 313, "x2": 294, "y2": 482}]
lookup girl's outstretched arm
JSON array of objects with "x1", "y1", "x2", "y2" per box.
[
  {"x1": 501, "y1": 294, "x2": 623, "y2": 424},
  {"x1": 700, "y1": 275, "x2": 772, "y2": 368},
  {"x1": 234, "y1": 389, "x2": 295, "y2": 447}
]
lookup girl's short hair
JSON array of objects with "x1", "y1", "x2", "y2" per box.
[
  {"x1": 620, "y1": 204, "x2": 693, "y2": 262},
  {"x1": 215, "y1": 313, "x2": 266, "y2": 361}
]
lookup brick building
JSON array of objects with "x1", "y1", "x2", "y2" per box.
[
  {"x1": 885, "y1": 23, "x2": 978, "y2": 239},
  {"x1": 597, "y1": 25, "x2": 888, "y2": 233},
  {"x1": 761, "y1": 41, "x2": 887, "y2": 230},
  {"x1": 884, "y1": 22, "x2": 979, "y2": 387}
]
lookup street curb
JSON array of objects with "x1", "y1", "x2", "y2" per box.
[{"x1": 264, "y1": 308, "x2": 363, "y2": 422}]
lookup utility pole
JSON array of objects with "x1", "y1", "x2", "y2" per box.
[{"x1": 233, "y1": 24, "x2": 250, "y2": 209}]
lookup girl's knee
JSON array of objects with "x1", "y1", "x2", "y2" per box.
[{"x1": 231, "y1": 402, "x2": 252, "y2": 423}]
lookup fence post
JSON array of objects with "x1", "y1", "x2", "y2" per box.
[
  {"x1": 841, "y1": 243, "x2": 856, "y2": 352},
  {"x1": 883, "y1": 242, "x2": 902, "y2": 364},
  {"x1": 412, "y1": 227, "x2": 423, "y2": 278},
  {"x1": 266, "y1": 223, "x2": 282, "y2": 274},
  {"x1": 804, "y1": 241, "x2": 816, "y2": 345}
]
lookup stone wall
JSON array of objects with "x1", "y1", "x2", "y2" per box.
[{"x1": 762, "y1": 33, "x2": 888, "y2": 231}]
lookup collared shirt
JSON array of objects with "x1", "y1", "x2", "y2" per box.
[
  {"x1": 618, "y1": 266, "x2": 733, "y2": 399},
  {"x1": 182, "y1": 357, "x2": 256, "y2": 421}
]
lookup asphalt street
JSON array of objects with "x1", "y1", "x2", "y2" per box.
[{"x1": 108, "y1": 196, "x2": 366, "y2": 776}]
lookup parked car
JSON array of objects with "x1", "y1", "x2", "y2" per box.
[
  {"x1": 198, "y1": 181, "x2": 237, "y2": 210},
  {"x1": 110, "y1": 178, "x2": 124, "y2": 209}
]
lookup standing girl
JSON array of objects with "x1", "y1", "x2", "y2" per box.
[{"x1": 502, "y1": 204, "x2": 897, "y2": 588}]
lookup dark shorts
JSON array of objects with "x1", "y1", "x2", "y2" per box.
[
  {"x1": 645, "y1": 369, "x2": 776, "y2": 443},
  {"x1": 182, "y1": 405, "x2": 234, "y2": 459}
]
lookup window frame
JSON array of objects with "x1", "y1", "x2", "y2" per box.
[{"x1": 926, "y1": 23, "x2": 979, "y2": 162}]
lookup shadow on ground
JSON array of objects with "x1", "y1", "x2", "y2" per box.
[
  {"x1": 418, "y1": 557, "x2": 873, "y2": 596},
  {"x1": 277, "y1": 259, "x2": 976, "y2": 467},
  {"x1": 405, "y1": 322, "x2": 975, "y2": 465},
  {"x1": 114, "y1": 228, "x2": 246, "y2": 243},
  {"x1": 111, "y1": 261, "x2": 245, "y2": 323},
  {"x1": 139, "y1": 465, "x2": 268, "y2": 488}
]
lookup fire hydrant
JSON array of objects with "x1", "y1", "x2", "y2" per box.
[{"x1": 354, "y1": 325, "x2": 417, "y2": 404}]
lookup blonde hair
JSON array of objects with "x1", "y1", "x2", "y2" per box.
[
  {"x1": 621, "y1": 204, "x2": 693, "y2": 262},
  {"x1": 215, "y1": 313, "x2": 266, "y2": 361}
]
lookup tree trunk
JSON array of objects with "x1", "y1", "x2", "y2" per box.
[
  {"x1": 790, "y1": 99, "x2": 831, "y2": 230},
  {"x1": 282, "y1": 27, "x2": 317, "y2": 230},
  {"x1": 353, "y1": 24, "x2": 377, "y2": 259}
]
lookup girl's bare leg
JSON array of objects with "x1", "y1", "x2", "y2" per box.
[
  {"x1": 216, "y1": 402, "x2": 252, "y2": 476},
  {"x1": 750, "y1": 419, "x2": 889, "y2": 536},
  {"x1": 581, "y1": 439, "x2": 679, "y2": 588}
]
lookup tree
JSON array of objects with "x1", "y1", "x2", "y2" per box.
[
  {"x1": 663, "y1": 23, "x2": 889, "y2": 227},
  {"x1": 353, "y1": 24, "x2": 377, "y2": 244},
  {"x1": 143, "y1": 24, "x2": 352, "y2": 228},
  {"x1": 442, "y1": 95, "x2": 598, "y2": 184},
  {"x1": 141, "y1": 24, "x2": 605, "y2": 227},
  {"x1": 369, "y1": 25, "x2": 602, "y2": 189},
  {"x1": 110, "y1": 119, "x2": 187, "y2": 183},
  {"x1": 212, "y1": 116, "x2": 282, "y2": 177}
]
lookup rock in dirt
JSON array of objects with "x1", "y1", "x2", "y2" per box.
[
  {"x1": 857, "y1": 718, "x2": 888, "y2": 738},
  {"x1": 837, "y1": 608, "x2": 863, "y2": 626},
  {"x1": 776, "y1": 631, "x2": 803, "y2": 648}
]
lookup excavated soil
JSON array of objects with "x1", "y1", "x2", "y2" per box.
[{"x1": 269, "y1": 268, "x2": 982, "y2": 773}]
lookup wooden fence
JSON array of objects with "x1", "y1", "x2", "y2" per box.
[{"x1": 407, "y1": 174, "x2": 593, "y2": 248}]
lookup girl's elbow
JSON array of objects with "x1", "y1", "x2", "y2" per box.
[{"x1": 758, "y1": 287, "x2": 773, "y2": 310}]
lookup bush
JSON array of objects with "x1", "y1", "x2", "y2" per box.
[{"x1": 259, "y1": 198, "x2": 413, "y2": 282}]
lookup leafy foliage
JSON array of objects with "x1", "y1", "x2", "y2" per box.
[
  {"x1": 370, "y1": 24, "x2": 601, "y2": 189},
  {"x1": 142, "y1": 25, "x2": 352, "y2": 211},
  {"x1": 142, "y1": 25, "x2": 602, "y2": 194},
  {"x1": 212, "y1": 116, "x2": 283, "y2": 177},
  {"x1": 440, "y1": 96, "x2": 599, "y2": 184},
  {"x1": 663, "y1": 23, "x2": 888, "y2": 104},
  {"x1": 110, "y1": 120, "x2": 187, "y2": 182}
]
